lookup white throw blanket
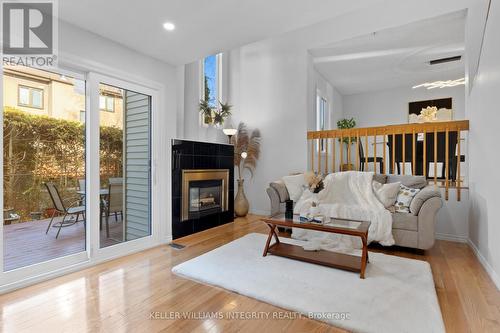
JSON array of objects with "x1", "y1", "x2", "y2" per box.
[{"x1": 293, "y1": 171, "x2": 395, "y2": 250}]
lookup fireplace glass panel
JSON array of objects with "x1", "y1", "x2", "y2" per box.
[{"x1": 188, "y1": 179, "x2": 223, "y2": 218}]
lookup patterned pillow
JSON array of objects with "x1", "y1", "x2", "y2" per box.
[{"x1": 395, "y1": 184, "x2": 421, "y2": 213}]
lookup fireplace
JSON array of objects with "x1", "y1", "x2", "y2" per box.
[
  {"x1": 182, "y1": 169, "x2": 229, "y2": 221},
  {"x1": 172, "y1": 140, "x2": 234, "y2": 239}
]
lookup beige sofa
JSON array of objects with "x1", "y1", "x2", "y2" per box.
[{"x1": 266, "y1": 174, "x2": 443, "y2": 250}]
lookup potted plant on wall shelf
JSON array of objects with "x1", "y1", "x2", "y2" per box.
[
  {"x1": 337, "y1": 118, "x2": 357, "y2": 171},
  {"x1": 199, "y1": 100, "x2": 232, "y2": 127},
  {"x1": 232, "y1": 122, "x2": 261, "y2": 217}
]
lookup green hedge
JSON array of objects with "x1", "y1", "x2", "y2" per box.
[{"x1": 3, "y1": 108, "x2": 123, "y2": 221}]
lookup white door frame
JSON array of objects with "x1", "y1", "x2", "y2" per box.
[
  {"x1": 0, "y1": 58, "x2": 168, "y2": 293},
  {"x1": 87, "y1": 72, "x2": 160, "y2": 261}
]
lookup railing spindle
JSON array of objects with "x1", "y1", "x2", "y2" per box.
[
  {"x1": 365, "y1": 131, "x2": 368, "y2": 171},
  {"x1": 445, "y1": 129, "x2": 449, "y2": 200},
  {"x1": 340, "y1": 132, "x2": 344, "y2": 171},
  {"x1": 383, "y1": 132, "x2": 386, "y2": 174},
  {"x1": 332, "y1": 136, "x2": 336, "y2": 173},
  {"x1": 373, "y1": 134, "x2": 377, "y2": 174},
  {"x1": 318, "y1": 137, "x2": 321, "y2": 175},
  {"x1": 392, "y1": 133, "x2": 395, "y2": 174},
  {"x1": 412, "y1": 129, "x2": 416, "y2": 175},
  {"x1": 310, "y1": 139, "x2": 314, "y2": 172},
  {"x1": 457, "y1": 131, "x2": 461, "y2": 201},
  {"x1": 402, "y1": 133, "x2": 406, "y2": 175},
  {"x1": 423, "y1": 130, "x2": 427, "y2": 179},
  {"x1": 434, "y1": 130, "x2": 438, "y2": 185},
  {"x1": 348, "y1": 133, "x2": 352, "y2": 169},
  {"x1": 325, "y1": 138, "x2": 329, "y2": 175},
  {"x1": 356, "y1": 131, "x2": 360, "y2": 171}
]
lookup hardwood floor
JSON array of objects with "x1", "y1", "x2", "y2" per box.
[{"x1": 0, "y1": 215, "x2": 499, "y2": 332}]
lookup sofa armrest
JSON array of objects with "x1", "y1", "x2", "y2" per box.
[
  {"x1": 267, "y1": 187, "x2": 282, "y2": 216},
  {"x1": 410, "y1": 185, "x2": 441, "y2": 215},
  {"x1": 269, "y1": 180, "x2": 290, "y2": 202},
  {"x1": 417, "y1": 196, "x2": 443, "y2": 250}
]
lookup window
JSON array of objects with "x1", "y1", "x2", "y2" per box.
[
  {"x1": 18, "y1": 85, "x2": 43, "y2": 109},
  {"x1": 201, "y1": 53, "x2": 222, "y2": 125},
  {"x1": 99, "y1": 95, "x2": 115, "y2": 112},
  {"x1": 316, "y1": 95, "x2": 328, "y2": 151},
  {"x1": 80, "y1": 110, "x2": 85, "y2": 123}
]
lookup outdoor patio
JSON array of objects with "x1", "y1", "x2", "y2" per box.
[{"x1": 4, "y1": 216, "x2": 123, "y2": 271}]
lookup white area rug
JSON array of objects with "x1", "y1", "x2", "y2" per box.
[{"x1": 172, "y1": 233, "x2": 445, "y2": 333}]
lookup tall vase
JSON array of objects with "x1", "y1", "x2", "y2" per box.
[{"x1": 234, "y1": 179, "x2": 249, "y2": 217}]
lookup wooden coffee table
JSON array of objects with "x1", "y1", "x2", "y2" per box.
[{"x1": 261, "y1": 214, "x2": 371, "y2": 279}]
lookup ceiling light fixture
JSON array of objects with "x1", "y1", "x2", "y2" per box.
[
  {"x1": 163, "y1": 22, "x2": 175, "y2": 31},
  {"x1": 412, "y1": 78, "x2": 465, "y2": 90}
]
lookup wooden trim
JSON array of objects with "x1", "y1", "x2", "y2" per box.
[{"x1": 307, "y1": 120, "x2": 470, "y2": 139}]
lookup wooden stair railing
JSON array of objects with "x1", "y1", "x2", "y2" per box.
[{"x1": 307, "y1": 120, "x2": 469, "y2": 201}]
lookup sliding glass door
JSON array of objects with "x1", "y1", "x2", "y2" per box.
[
  {"x1": 0, "y1": 65, "x2": 158, "y2": 289},
  {"x1": 2, "y1": 64, "x2": 86, "y2": 271},
  {"x1": 98, "y1": 83, "x2": 151, "y2": 248}
]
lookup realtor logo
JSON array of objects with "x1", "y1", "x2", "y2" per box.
[{"x1": 2, "y1": 0, "x2": 58, "y2": 67}]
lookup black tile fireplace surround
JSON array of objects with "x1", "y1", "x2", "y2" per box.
[{"x1": 172, "y1": 139, "x2": 234, "y2": 239}]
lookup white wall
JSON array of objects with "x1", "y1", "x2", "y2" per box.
[
  {"x1": 227, "y1": 41, "x2": 310, "y2": 215},
  {"x1": 343, "y1": 85, "x2": 466, "y2": 127},
  {"x1": 466, "y1": 0, "x2": 500, "y2": 289}
]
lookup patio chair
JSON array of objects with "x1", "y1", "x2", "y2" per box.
[
  {"x1": 44, "y1": 182, "x2": 86, "y2": 239},
  {"x1": 104, "y1": 182, "x2": 123, "y2": 238}
]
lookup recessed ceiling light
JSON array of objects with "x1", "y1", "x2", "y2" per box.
[{"x1": 163, "y1": 22, "x2": 175, "y2": 31}]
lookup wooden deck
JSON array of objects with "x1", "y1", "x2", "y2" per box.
[{"x1": 3, "y1": 215, "x2": 124, "y2": 271}]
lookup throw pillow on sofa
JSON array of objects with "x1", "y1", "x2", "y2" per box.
[
  {"x1": 372, "y1": 181, "x2": 401, "y2": 208},
  {"x1": 395, "y1": 184, "x2": 421, "y2": 213},
  {"x1": 282, "y1": 174, "x2": 307, "y2": 201}
]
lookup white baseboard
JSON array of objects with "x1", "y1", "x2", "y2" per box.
[
  {"x1": 436, "y1": 232, "x2": 468, "y2": 243},
  {"x1": 467, "y1": 239, "x2": 500, "y2": 291}
]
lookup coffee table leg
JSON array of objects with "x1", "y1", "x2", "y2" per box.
[
  {"x1": 263, "y1": 224, "x2": 277, "y2": 257},
  {"x1": 360, "y1": 235, "x2": 368, "y2": 279}
]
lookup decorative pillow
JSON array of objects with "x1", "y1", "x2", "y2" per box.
[
  {"x1": 282, "y1": 174, "x2": 307, "y2": 201},
  {"x1": 372, "y1": 181, "x2": 400, "y2": 208},
  {"x1": 395, "y1": 184, "x2": 421, "y2": 213}
]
